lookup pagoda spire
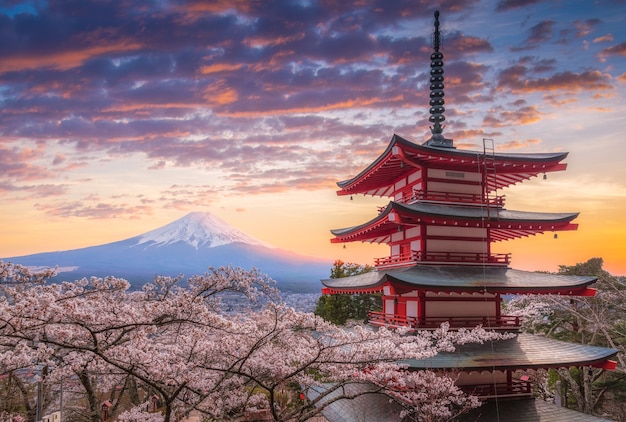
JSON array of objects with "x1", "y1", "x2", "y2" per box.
[{"x1": 424, "y1": 10, "x2": 454, "y2": 148}]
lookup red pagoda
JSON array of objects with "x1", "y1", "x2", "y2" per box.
[{"x1": 320, "y1": 11, "x2": 617, "y2": 420}]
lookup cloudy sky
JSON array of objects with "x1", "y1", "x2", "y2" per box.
[{"x1": 1, "y1": 0, "x2": 625, "y2": 275}]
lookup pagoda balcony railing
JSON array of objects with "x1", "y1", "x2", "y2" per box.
[
  {"x1": 383, "y1": 379, "x2": 531, "y2": 401},
  {"x1": 460, "y1": 379, "x2": 532, "y2": 398},
  {"x1": 367, "y1": 311, "x2": 521, "y2": 330},
  {"x1": 400, "y1": 190, "x2": 505, "y2": 207},
  {"x1": 374, "y1": 251, "x2": 511, "y2": 268}
]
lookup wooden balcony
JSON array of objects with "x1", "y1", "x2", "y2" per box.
[
  {"x1": 387, "y1": 380, "x2": 531, "y2": 403},
  {"x1": 401, "y1": 190, "x2": 505, "y2": 207},
  {"x1": 461, "y1": 379, "x2": 532, "y2": 398},
  {"x1": 367, "y1": 311, "x2": 521, "y2": 330},
  {"x1": 374, "y1": 251, "x2": 511, "y2": 269}
]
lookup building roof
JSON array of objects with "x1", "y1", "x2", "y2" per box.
[
  {"x1": 460, "y1": 397, "x2": 614, "y2": 422},
  {"x1": 311, "y1": 386, "x2": 613, "y2": 422},
  {"x1": 336, "y1": 134, "x2": 569, "y2": 197},
  {"x1": 401, "y1": 333, "x2": 618, "y2": 371},
  {"x1": 308, "y1": 382, "x2": 404, "y2": 422},
  {"x1": 331, "y1": 201, "x2": 579, "y2": 243},
  {"x1": 321, "y1": 265, "x2": 596, "y2": 295}
]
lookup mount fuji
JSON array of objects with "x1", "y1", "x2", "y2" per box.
[{"x1": 3, "y1": 212, "x2": 332, "y2": 292}]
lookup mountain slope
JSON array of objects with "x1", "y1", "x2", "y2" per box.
[{"x1": 4, "y1": 212, "x2": 331, "y2": 292}]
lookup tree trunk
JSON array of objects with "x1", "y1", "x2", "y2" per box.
[
  {"x1": 78, "y1": 369, "x2": 102, "y2": 422},
  {"x1": 583, "y1": 368, "x2": 594, "y2": 414},
  {"x1": 558, "y1": 369, "x2": 585, "y2": 413}
]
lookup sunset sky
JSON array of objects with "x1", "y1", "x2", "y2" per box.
[{"x1": 1, "y1": 0, "x2": 625, "y2": 276}]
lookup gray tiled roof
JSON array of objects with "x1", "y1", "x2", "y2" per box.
[
  {"x1": 331, "y1": 201, "x2": 578, "y2": 236},
  {"x1": 308, "y1": 382, "x2": 403, "y2": 422},
  {"x1": 460, "y1": 398, "x2": 614, "y2": 421},
  {"x1": 321, "y1": 265, "x2": 595, "y2": 294},
  {"x1": 311, "y1": 386, "x2": 612, "y2": 422},
  {"x1": 401, "y1": 334, "x2": 618, "y2": 371}
]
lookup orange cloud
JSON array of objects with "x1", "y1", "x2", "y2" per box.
[
  {"x1": 199, "y1": 63, "x2": 244, "y2": 74},
  {"x1": 218, "y1": 95, "x2": 404, "y2": 118},
  {"x1": 0, "y1": 42, "x2": 143, "y2": 72},
  {"x1": 483, "y1": 105, "x2": 543, "y2": 127},
  {"x1": 599, "y1": 42, "x2": 626, "y2": 57},
  {"x1": 242, "y1": 33, "x2": 306, "y2": 48},
  {"x1": 593, "y1": 34, "x2": 614, "y2": 43},
  {"x1": 499, "y1": 68, "x2": 612, "y2": 94},
  {"x1": 203, "y1": 82, "x2": 239, "y2": 105},
  {"x1": 497, "y1": 138, "x2": 541, "y2": 151}
]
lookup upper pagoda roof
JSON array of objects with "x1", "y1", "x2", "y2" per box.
[
  {"x1": 321, "y1": 265, "x2": 596, "y2": 296},
  {"x1": 401, "y1": 333, "x2": 618, "y2": 371},
  {"x1": 337, "y1": 134, "x2": 569, "y2": 197},
  {"x1": 331, "y1": 201, "x2": 579, "y2": 243}
]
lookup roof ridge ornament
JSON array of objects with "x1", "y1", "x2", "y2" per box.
[{"x1": 424, "y1": 10, "x2": 455, "y2": 149}]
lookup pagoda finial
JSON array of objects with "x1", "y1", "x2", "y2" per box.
[
  {"x1": 433, "y1": 10, "x2": 441, "y2": 52},
  {"x1": 424, "y1": 10, "x2": 454, "y2": 148}
]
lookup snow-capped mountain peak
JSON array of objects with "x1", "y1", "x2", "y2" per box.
[{"x1": 134, "y1": 212, "x2": 275, "y2": 249}]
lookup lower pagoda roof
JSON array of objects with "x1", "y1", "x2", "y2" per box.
[
  {"x1": 460, "y1": 397, "x2": 615, "y2": 422},
  {"x1": 313, "y1": 391, "x2": 613, "y2": 422},
  {"x1": 321, "y1": 265, "x2": 597, "y2": 296},
  {"x1": 331, "y1": 201, "x2": 579, "y2": 243},
  {"x1": 401, "y1": 333, "x2": 618, "y2": 371}
]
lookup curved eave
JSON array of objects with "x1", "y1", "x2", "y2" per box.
[
  {"x1": 321, "y1": 266, "x2": 597, "y2": 296},
  {"x1": 336, "y1": 134, "x2": 569, "y2": 196},
  {"x1": 402, "y1": 333, "x2": 618, "y2": 372},
  {"x1": 330, "y1": 203, "x2": 397, "y2": 244},
  {"x1": 330, "y1": 202, "x2": 579, "y2": 244}
]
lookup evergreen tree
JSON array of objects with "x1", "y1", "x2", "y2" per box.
[{"x1": 314, "y1": 260, "x2": 380, "y2": 325}]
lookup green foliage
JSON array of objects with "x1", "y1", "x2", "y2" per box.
[
  {"x1": 314, "y1": 260, "x2": 380, "y2": 325},
  {"x1": 329, "y1": 260, "x2": 374, "y2": 279}
]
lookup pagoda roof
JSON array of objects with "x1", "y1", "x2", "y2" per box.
[
  {"x1": 401, "y1": 333, "x2": 618, "y2": 371},
  {"x1": 337, "y1": 134, "x2": 569, "y2": 196},
  {"x1": 331, "y1": 201, "x2": 579, "y2": 243},
  {"x1": 321, "y1": 265, "x2": 596, "y2": 296},
  {"x1": 460, "y1": 397, "x2": 614, "y2": 422},
  {"x1": 311, "y1": 386, "x2": 613, "y2": 422},
  {"x1": 308, "y1": 382, "x2": 404, "y2": 421}
]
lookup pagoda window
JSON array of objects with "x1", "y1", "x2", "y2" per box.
[
  {"x1": 406, "y1": 300, "x2": 418, "y2": 319},
  {"x1": 390, "y1": 243, "x2": 401, "y2": 257},
  {"x1": 384, "y1": 298, "x2": 396, "y2": 315},
  {"x1": 394, "y1": 178, "x2": 407, "y2": 192},
  {"x1": 408, "y1": 169, "x2": 422, "y2": 184},
  {"x1": 390, "y1": 230, "x2": 404, "y2": 243},
  {"x1": 382, "y1": 285, "x2": 396, "y2": 315},
  {"x1": 406, "y1": 226, "x2": 421, "y2": 239}
]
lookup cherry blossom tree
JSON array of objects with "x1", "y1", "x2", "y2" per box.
[
  {"x1": 0, "y1": 261, "x2": 503, "y2": 421},
  {"x1": 506, "y1": 258, "x2": 626, "y2": 419}
]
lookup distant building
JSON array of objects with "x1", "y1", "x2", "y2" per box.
[{"x1": 320, "y1": 11, "x2": 617, "y2": 421}]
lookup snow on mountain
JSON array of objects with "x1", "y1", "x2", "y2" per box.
[
  {"x1": 134, "y1": 212, "x2": 275, "y2": 249},
  {"x1": 3, "y1": 211, "x2": 331, "y2": 292}
]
